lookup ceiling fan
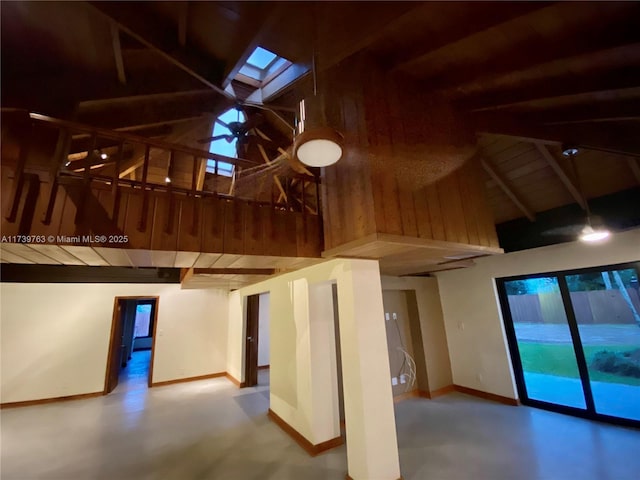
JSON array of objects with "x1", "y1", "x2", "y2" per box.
[{"x1": 196, "y1": 106, "x2": 276, "y2": 157}]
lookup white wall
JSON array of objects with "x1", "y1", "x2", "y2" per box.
[
  {"x1": 227, "y1": 258, "x2": 401, "y2": 480},
  {"x1": 436, "y1": 228, "x2": 640, "y2": 399},
  {"x1": 258, "y1": 292, "x2": 270, "y2": 367},
  {"x1": 381, "y1": 276, "x2": 453, "y2": 391},
  {"x1": 0, "y1": 283, "x2": 228, "y2": 403}
]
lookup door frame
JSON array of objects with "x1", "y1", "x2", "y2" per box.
[
  {"x1": 496, "y1": 260, "x2": 640, "y2": 428},
  {"x1": 104, "y1": 296, "x2": 160, "y2": 394},
  {"x1": 243, "y1": 293, "x2": 260, "y2": 388}
]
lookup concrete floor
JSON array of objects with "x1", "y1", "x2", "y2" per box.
[{"x1": 2, "y1": 352, "x2": 639, "y2": 480}]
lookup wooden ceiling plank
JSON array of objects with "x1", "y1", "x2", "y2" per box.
[
  {"x1": 0, "y1": 244, "x2": 61, "y2": 265},
  {"x1": 27, "y1": 244, "x2": 87, "y2": 265},
  {"x1": 60, "y1": 246, "x2": 109, "y2": 266},
  {"x1": 91, "y1": 247, "x2": 134, "y2": 266},
  {"x1": 0, "y1": 247, "x2": 36, "y2": 264},
  {"x1": 175, "y1": 251, "x2": 200, "y2": 268},
  {"x1": 193, "y1": 252, "x2": 223, "y2": 268},
  {"x1": 534, "y1": 143, "x2": 586, "y2": 210},
  {"x1": 481, "y1": 158, "x2": 535, "y2": 222},
  {"x1": 88, "y1": 1, "x2": 232, "y2": 99}
]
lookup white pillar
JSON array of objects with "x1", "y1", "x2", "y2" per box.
[{"x1": 336, "y1": 260, "x2": 401, "y2": 480}]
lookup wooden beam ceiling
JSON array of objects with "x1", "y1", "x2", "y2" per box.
[
  {"x1": 481, "y1": 157, "x2": 535, "y2": 222},
  {"x1": 534, "y1": 143, "x2": 586, "y2": 210},
  {"x1": 88, "y1": 1, "x2": 230, "y2": 98}
]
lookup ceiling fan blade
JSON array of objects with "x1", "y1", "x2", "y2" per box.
[
  {"x1": 215, "y1": 118, "x2": 231, "y2": 130},
  {"x1": 197, "y1": 134, "x2": 232, "y2": 144}
]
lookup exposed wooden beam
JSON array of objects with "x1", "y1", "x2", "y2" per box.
[
  {"x1": 88, "y1": 2, "x2": 232, "y2": 99},
  {"x1": 481, "y1": 157, "x2": 535, "y2": 222},
  {"x1": 534, "y1": 143, "x2": 587, "y2": 210},
  {"x1": 77, "y1": 90, "x2": 232, "y2": 130},
  {"x1": 628, "y1": 158, "x2": 640, "y2": 185},
  {"x1": 476, "y1": 113, "x2": 640, "y2": 157},
  {"x1": 410, "y1": 4, "x2": 640, "y2": 92},
  {"x1": 456, "y1": 50, "x2": 640, "y2": 109},
  {"x1": 110, "y1": 23, "x2": 126, "y2": 85},
  {"x1": 392, "y1": 2, "x2": 548, "y2": 71}
]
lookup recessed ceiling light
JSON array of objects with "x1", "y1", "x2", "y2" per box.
[{"x1": 562, "y1": 146, "x2": 579, "y2": 157}]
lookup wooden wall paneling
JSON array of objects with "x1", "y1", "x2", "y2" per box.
[
  {"x1": 390, "y1": 82, "x2": 419, "y2": 238},
  {"x1": 320, "y1": 164, "x2": 339, "y2": 250},
  {"x1": 1, "y1": 169, "x2": 20, "y2": 237},
  {"x1": 177, "y1": 196, "x2": 203, "y2": 252},
  {"x1": 466, "y1": 160, "x2": 495, "y2": 247},
  {"x1": 58, "y1": 185, "x2": 80, "y2": 239},
  {"x1": 412, "y1": 187, "x2": 434, "y2": 240},
  {"x1": 32, "y1": 180, "x2": 66, "y2": 239},
  {"x1": 201, "y1": 196, "x2": 225, "y2": 253},
  {"x1": 425, "y1": 182, "x2": 446, "y2": 241},
  {"x1": 223, "y1": 199, "x2": 245, "y2": 254},
  {"x1": 244, "y1": 203, "x2": 264, "y2": 256},
  {"x1": 435, "y1": 174, "x2": 460, "y2": 243},
  {"x1": 362, "y1": 66, "x2": 392, "y2": 237},
  {"x1": 281, "y1": 210, "x2": 299, "y2": 257},
  {"x1": 121, "y1": 189, "x2": 153, "y2": 250},
  {"x1": 262, "y1": 207, "x2": 280, "y2": 256},
  {"x1": 150, "y1": 193, "x2": 179, "y2": 252},
  {"x1": 457, "y1": 163, "x2": 481, "y2": 246}
]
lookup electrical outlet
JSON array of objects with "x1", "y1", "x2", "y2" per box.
[
  {"x1": 385, "y1": 312, "x2": 390, "y2": 321},
  {"x1": 392, "y1": 376, "x2": 398, "y2": 386},
  {"x1": 400, "y1": 374, "x2": 407, "y2": 384},
  {"x1": 392, "y1": 312, "x2": 397, "y2": 320}
]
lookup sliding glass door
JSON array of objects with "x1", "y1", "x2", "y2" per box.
[{"x1": 498, "y1": 262, "x2": 640, "y2": 426}]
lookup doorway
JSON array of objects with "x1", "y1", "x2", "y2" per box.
[
  {"x1": 105, "y1": 296, "x2": 159, "y2": 394},
  {"x1": 243, "y1": 293, "x2": 270, "y2": 388},
  {"x1": 497, "y1": 262, "x2": 640, "y2": 427}
]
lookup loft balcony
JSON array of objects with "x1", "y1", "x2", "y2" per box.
[{"x1": 1, "y1": 110, "x2": 323, "y2": 287}]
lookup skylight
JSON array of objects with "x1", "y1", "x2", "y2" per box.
[
  {"x1": 206, "y1": 108, "x2": 246, "y2": 177},
  {"x1": 246, "y1": 46, "x2": 277, "y2": 69},
  {"x1": 237, "y1": 46, "x2": 291, "y2": 84}
]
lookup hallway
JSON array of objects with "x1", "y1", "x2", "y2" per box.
[{"x1": 2, "y1": 373, "x2": 639, "y2": 480}]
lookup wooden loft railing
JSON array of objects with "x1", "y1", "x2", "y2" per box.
[{"x1": 1, "y1": 110, "x2": 323, "y2": 259}]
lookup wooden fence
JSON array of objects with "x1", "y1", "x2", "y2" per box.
[{"x1": 508, "y1": 289, "x2": 640, "y2": 325}]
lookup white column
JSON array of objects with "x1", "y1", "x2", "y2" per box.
[{"x1": 336, "y1": 260, "x2": 401, "y2": 480}]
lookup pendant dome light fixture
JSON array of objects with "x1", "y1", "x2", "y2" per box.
[
  {"x1": 293, "y1": 13, "x2": 343, "y2": 168},
  {"x1": 563, "y1": 146, "x2": 611, "y2": 243}
]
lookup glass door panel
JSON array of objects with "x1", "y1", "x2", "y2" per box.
[
  {"x1": 566, "y1": 268, "x2": 640, "y2": 421},
  {"x1": 504, "y1": 277, "x2": 586, "y2": 409}
]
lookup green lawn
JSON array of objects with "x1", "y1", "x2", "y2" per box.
[{"x1": 518, "y1": 342, "x2": 640, "y2": 386}]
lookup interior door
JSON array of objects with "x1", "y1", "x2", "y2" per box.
[
  {"x1": 244, "y1": 294, "x2": 260, "y2": 387},
  {"x1": 105, "y1": 300, "x2": 124, "y2": 394}
]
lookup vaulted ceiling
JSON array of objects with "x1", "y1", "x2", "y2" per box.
[{"x1": 3, "y1": 1, "x2": 640, "y2": 244}]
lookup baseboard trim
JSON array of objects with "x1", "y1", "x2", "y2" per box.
[
  {"x1": 268, "y1": 408, "x2": 343, "y2": 456},
  {"x1": 454, "y1": 385, "x2": 519, "y2": 406},
  {"x1": 1, "y1": 391, "x2": 103, "y2": 409},
  {"x1": 393, "y1": 390, "x2": 419, "y2": 403},
  {"x1": 346, "y1": 475, "x2": 403, "y2": 480},
  {"x1": 426, "y1": 385, "x2": 456, "y2": 399},
  {"x1": 151, "y1": 372, "x2": 226, "y2": 388},
  {"x1": 258, "y1": 365, "x2": 270, "y2": 370},
  {"x1": 225, "y1": 373, "x2": 246, "y2": 388}
]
